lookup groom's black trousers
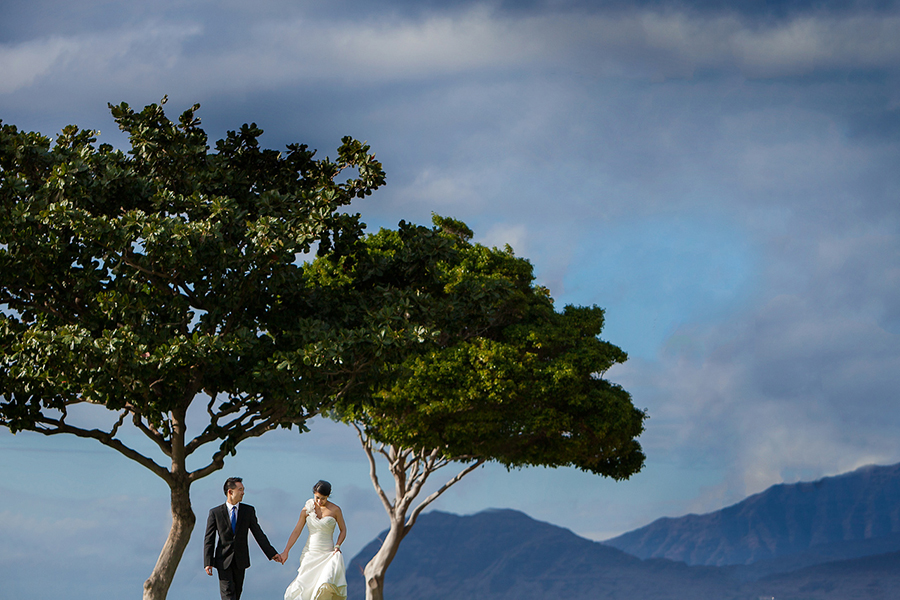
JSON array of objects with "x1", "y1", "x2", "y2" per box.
[{"x1": 216, "y1": 564, "x2": 246, "y2": 600}]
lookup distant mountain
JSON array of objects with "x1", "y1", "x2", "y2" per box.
[
  {"x1": 739, "y1": 550, "x2": 900, "y2": 600},
  {"x1": 347, "y1": 509, "x2": 736, "y2": 600},
  {"x1": 721, "y1": 532, "x2": 900, "y2": 581},
  {"x1": 605, "y1": 462, "x2": 900, "y2": 566},
  {"x1": 347, "y1": 508, "x2": 900, "y2": 600}
]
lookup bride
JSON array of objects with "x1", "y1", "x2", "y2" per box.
[{"x1": 278, "y1": 480, "x2": 348, "y2": 600}]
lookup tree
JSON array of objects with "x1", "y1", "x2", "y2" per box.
[
  {"x1": 318, "y1": 218, "x2": 647, "y2": 600},
  {"x1": 0, "y1": 98, "x2": 387, "y2": 600}
]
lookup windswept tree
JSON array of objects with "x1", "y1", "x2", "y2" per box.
[
  {"x1": 0, "y1": 99, "x2": 387, "y2": 600},
  {"x1": 315, "y1": 218, "x2": 647, "y2": 600}
]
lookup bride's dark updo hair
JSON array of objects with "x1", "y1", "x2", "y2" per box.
[{"x1": 313, "y1": 480, "x2": 332, "y2": 496}]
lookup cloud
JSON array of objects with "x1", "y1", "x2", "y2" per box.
[
  {"x1": 732, "y1": 13, "x2": 900, "y2": 76},
  {"x1": 0, "y1": 22, "x2": 202, "y2": 101},
  {"x1": 188, "y1": 9, "x2": 900, "y2": 84},
  {"x1": 574, "y1": 11, "x2": 900, "y2": 78},
  {"x1": 615, "y1": 221, "x2": 900, "y2": 503},
  {"x1": 0, "y1": 37, "x2": 77, "y2": 94},
  {"x1": 4, "y1": 5, "x2": 900, "y2": 102},
  {"x1": 480, "y1": 222, "x2": 530, "y2": 253}
]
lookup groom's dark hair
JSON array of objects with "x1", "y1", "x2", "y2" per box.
[{"x1": 224, "y1": 477, "x2": 243, "y2": 495}]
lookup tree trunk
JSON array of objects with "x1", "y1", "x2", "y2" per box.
[
  {"x1": 142, "y1": 477, "x2": 196, "y2": 600},
  {"x1": 364, "y1": 515, "x2": 406, "y2": 600}
]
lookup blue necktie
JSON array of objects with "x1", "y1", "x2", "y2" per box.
[{"x1": 231, "y1": 506, "x2": 237, "y2": 532}]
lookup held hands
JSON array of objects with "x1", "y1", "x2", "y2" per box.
[{"x1": 272, "y1": 553, "x2": 285, "y2": 564}]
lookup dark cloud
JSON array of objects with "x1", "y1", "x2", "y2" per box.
[{"x1": 303, "y1": 0, "x2": 900, "y2": 19}]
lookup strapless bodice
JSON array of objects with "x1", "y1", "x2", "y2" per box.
[{"x1": 305, "y1": 513, "x2": 337, "y2": 553}]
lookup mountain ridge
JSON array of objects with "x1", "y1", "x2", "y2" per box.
[
  {"x1": 348, "y1": 507, "x2": 900, "y2": 599},
  {"x1": 347, "y1": 508, "x2": 737, "y2": 600},
  {"x1": 604, "y1": 462, "x2": 900, "y2": 566},
  {"x1": 347, "y1": 462, "x2": 900, "y2": 599}
]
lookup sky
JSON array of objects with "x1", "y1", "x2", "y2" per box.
[{"x1": 2, "y1": 0, "x2": 900, "y2": 597}]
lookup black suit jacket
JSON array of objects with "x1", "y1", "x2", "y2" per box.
[{"x1": 204, "y1": 503, "x2": 278, "y2": 571}]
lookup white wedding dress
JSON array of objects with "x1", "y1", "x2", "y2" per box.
[{"x1": 284, "y1": 499, "x2": 347, "y2": 600}]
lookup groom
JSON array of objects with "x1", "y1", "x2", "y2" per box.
[{"x1": 204, "y1": 477, "x2": 283, "y2": 600}]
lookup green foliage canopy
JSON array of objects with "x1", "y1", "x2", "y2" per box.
[
  {"x1": 323, "y1": 216, "x2": 647, "y2": 480},
  {"x1": 0, "y1": 98, "x2": 386, "y2": 476}
]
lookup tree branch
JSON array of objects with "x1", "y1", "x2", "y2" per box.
[
  {"x1": 402, "y1": 449, "x2": 431, "y2": 504},
  {"x1": 31, "y1": 416, "x2": 172, "y2": 483},
  {"x1": 353, "y1": 423, "x2": 393, "y2": 513},
  {"x1": 109, "y1": 409, "x2": 128, "y2": 438},
  {"x1": 126, "y1": 407, "x2": 172, "y2": 457},
  {"x1": 376, "y1": 442, "x2": 392, "y2": 462},
  {"x1": 184, "y1": 397, "x2": 265, "y2": 455},
  {"x1": 188, "y1": 414, "x2": 277, "y2": 482},
  {"x1": 406, "y1": 457, "x2": 486, "y2": 533}
]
